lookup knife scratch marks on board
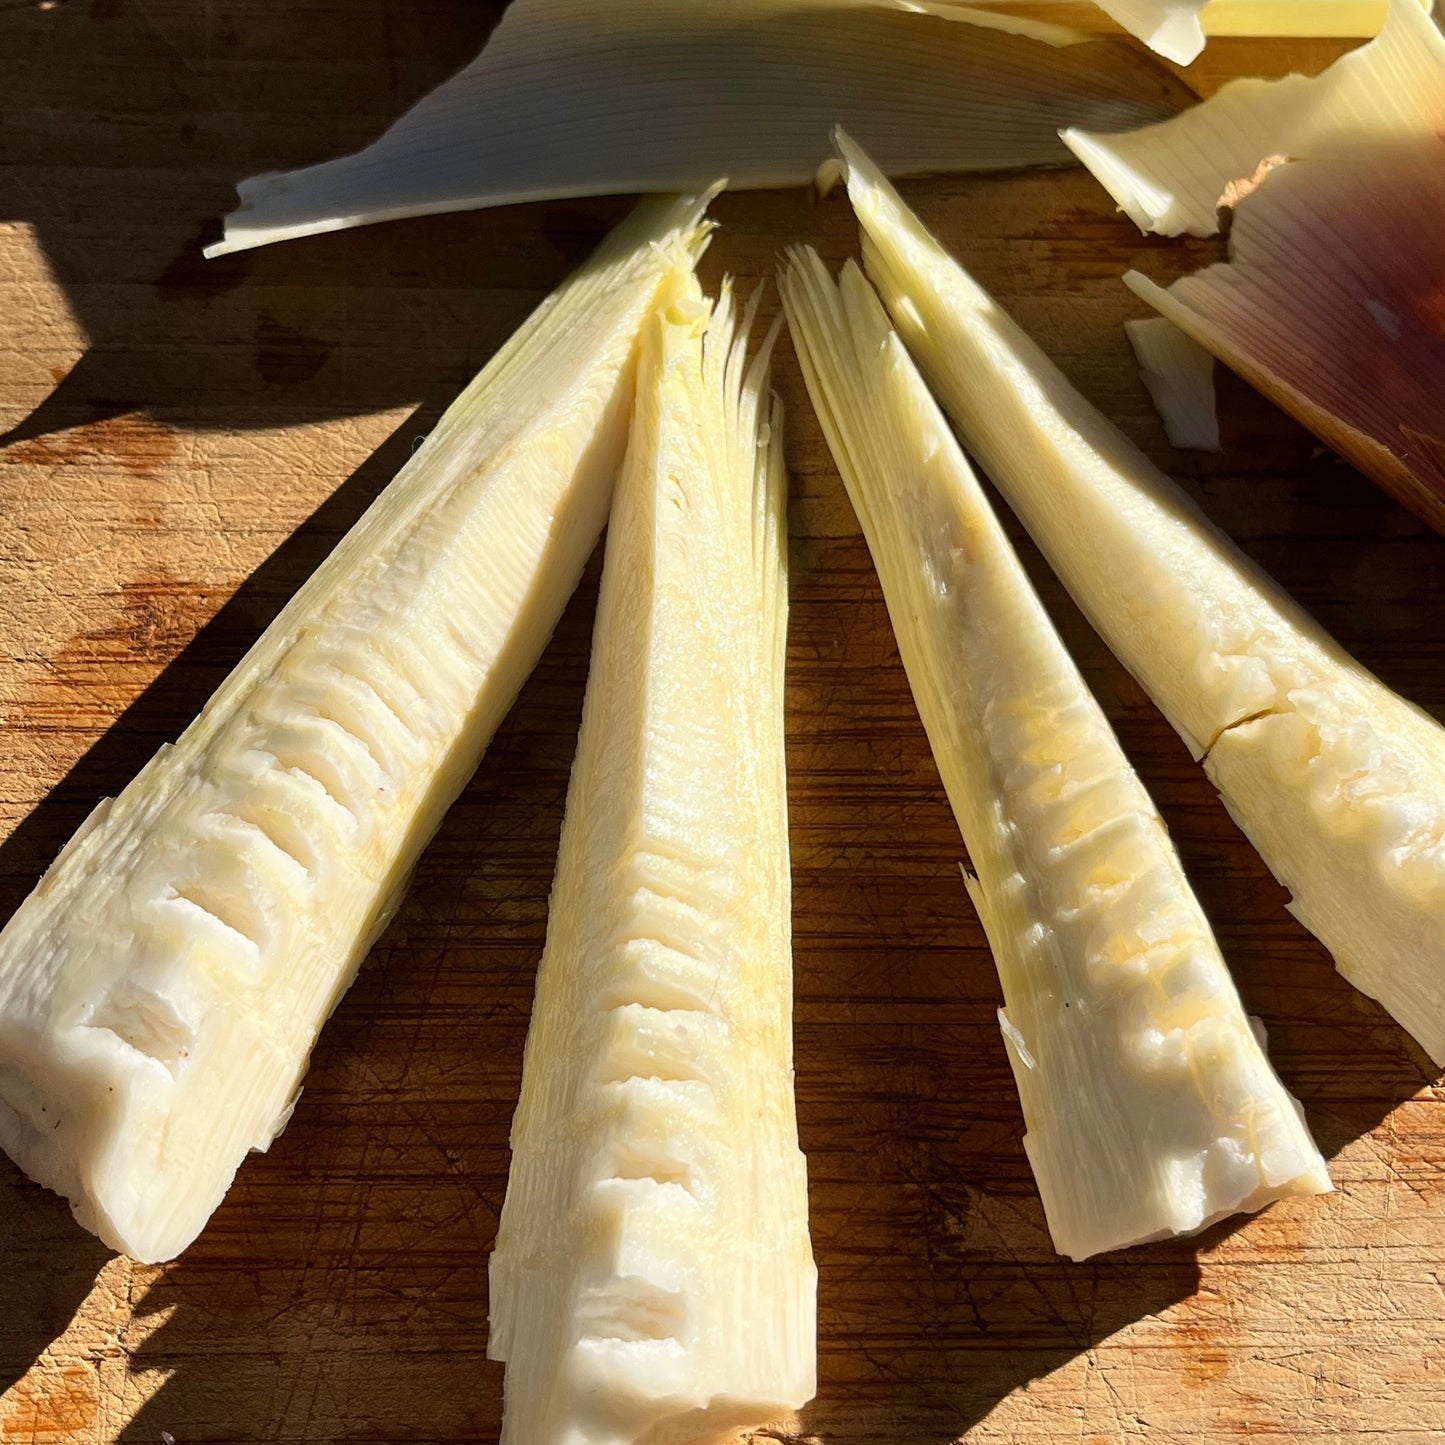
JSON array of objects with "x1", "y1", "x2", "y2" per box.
[
  {"x1": 22, "y1": 569, "x2": 221, "y2": 732},
  {"x1": 2, "y1": 414, "x2": 179, "y2": 481},
  {"x1": 3, "y1": 415, "x2": 181, "y2": 532},
  {"x1": 0, "y1": 1364, "x2": 98, "y2": 1439}
]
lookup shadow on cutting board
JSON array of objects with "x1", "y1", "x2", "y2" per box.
[
  {"x1": 0, "y1": 1175, "x2": 111, "y2": 1402},
  {"x1": 0, "y1": 0, "x2": 627, "y2": 450},
  {"x1": 0, "y1": 401, "x2": 451, "y2": 924}
]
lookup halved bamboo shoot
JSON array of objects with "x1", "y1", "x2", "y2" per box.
[{"x1": 488, "y1": 275, "x2": 814, "y2": 1439}]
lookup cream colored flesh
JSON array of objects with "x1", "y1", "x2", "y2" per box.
[
  {"x1": 839, "y1": 130, "x2": 1445, "y2": 1066},
  {"x1": 0, "y1": 192, "x2": 713, "y2": 1263},
  {"x1": 488, "y1": 277, "x2": 815, "y2": 1440}
]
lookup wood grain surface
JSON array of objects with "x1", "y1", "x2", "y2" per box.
[{"x1": 3, "y1": 4, "x2": 1444, "y2": 1442}]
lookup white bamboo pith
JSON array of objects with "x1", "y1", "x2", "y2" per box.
[{"x1": 489, "y1": 274, "x2": 814, "y2": 1441}]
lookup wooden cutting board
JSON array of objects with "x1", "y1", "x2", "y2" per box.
[{"x1": 3, "y1": 4, "x2": 1443, "y2": 1441}]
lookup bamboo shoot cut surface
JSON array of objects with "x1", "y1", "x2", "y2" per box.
[{"x1": 489, "y1": 275, "x2": 814, "y2": 1441}]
